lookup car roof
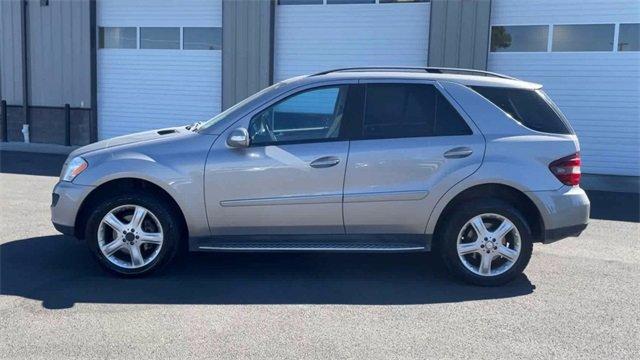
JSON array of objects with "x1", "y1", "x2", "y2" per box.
[{"x1": 280, "y1": 67, "x2": 542, "y2": 90}]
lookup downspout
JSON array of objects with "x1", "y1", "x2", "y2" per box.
[
  {"x1": 268, "y1": 0, "x2": 275, "y2": 85},
  {"x1": 20, "y1": 0, "x2": 30, "y2": 142},
  {"x1": 89, "y1": 0, "x2": 98, "y2": 142}
]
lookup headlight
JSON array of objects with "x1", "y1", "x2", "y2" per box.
[{"x1": 61, "y1": 157, "x2": 88, "y2": 182}]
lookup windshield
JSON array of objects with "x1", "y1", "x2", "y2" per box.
[{"x1": 197, "y1": 81, "x2": 291, "y2": 132}]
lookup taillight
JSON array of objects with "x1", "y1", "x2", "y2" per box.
[{"x1": 549, "y1": 153, "x2": 581, "y2": 186}]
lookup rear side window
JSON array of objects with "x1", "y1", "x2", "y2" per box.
[
  {"x1": 361, "y1": 83, "x2": 472, "y2": 139},
  {"x1": 471, "y1": 86, "x2": 572, "y2": 134}
]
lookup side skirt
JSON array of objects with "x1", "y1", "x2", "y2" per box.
[{"x1": 189, "y1": 234, "x2": 432, "y2": 253}]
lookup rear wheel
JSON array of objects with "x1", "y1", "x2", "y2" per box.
[
  {"x1": 439, "y1": 200, "x2": 533, "y2": 286},
  {"x1": 85, "y1": 193, "x2": 181, "y2": 276}
]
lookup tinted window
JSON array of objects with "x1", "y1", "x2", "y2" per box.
[
  {"x1": 249, "y1": 86, "x2": 348, "y2": 145},
  {"x1": 183, "y1": 27, "x2": 222, "y2": 50},
  {"x1": 140, "y1": 27, "x2": 180, "y2": 49},
  {"x1": 380, "y1": 0, "x2": 429, "y2": 3},
  {"x1": 362, "y1": 84, "x2": 471, "y2": 139},
  {"x1": 99, "y1": 27, "x2": 137, "y2": 49},
  {"x1": 618, "y1": 23, "x2": 640, "y2": 51},
  {"x1": 327, "y1": 0, "x2": 375, "y2": 3},
  {"x1": 278, "y1": 0, "x2": 322, "y2": 4},
  {"x1": 471, "y1": 86, "x2": 572, "y2": 134},
  {"x1": 491, "y1": 25, "x2": 548, "y2": 52},
  {"x1": 552, "y1": 24, "x2": 614, "y2": 52}
]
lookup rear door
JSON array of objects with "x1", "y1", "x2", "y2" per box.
[{"x1": 343, "y1": 81, "x2": 485, "y2": 234}]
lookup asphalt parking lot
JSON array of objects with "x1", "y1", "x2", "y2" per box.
[{"x1": 1, "y1": 151, "x2": 639, "y2": 359}]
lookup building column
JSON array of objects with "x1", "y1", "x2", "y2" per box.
[
  {"x1": 428, "y1": 0, "x2": 492, "y2": 70},
  {"x1": 221, "y1": 0, "x2": 274, "y2": 110}
]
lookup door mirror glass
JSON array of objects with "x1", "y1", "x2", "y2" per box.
[{"x1": 226, "y1": 128, "x2": 250, "y2": 148}]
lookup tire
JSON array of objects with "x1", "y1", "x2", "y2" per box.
[
  {"x1": 439, "y1": 199, "x2": 533, "y2": 286},
  {"x1": 85, "y1": 192, "x2": 182, "y2": 277}
]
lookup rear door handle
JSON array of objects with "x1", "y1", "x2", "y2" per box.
[
  {"x1": 444, "y1": 147, "x2": 473, "y2": 159},
  {"x1": 310, "y1": 156, "x2": 341, "y2": 168}
]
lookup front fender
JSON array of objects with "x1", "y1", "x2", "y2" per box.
[{"x1": 73, "y1": 133, "x2": 215, "y2": 238}]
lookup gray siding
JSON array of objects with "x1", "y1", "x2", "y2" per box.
[
  {"x1": 27, "y1": 0, "x2": 91, "y2": 108},
  {"x1": 222, "y1": 0, "x2": 272, "y2": 110},
  {"x1": 0, "y1": 0, "x2": 24, "y2": 105},
  {"x1": 428, "y1": 0, "x2": 491, "y2": 70}
]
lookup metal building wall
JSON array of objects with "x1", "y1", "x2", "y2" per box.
[
  {"x1": 0, "y1": 0, "x2": 93, "y2": 145},
  {"x1": 0, "y1": 0, "x2": 24, "y2": 105},
  {"x1": 428, "y1": 0, "x2": 491, "y2": 70},
  {"x1": 221, "y1": 0, "x2": 273, "y2": 110},
  {"x1": 27, "y1": 0, "x2": 91, "y2": 108}
]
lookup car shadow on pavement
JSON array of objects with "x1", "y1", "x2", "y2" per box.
[{"x1": 1, "y1": 235, "x2": 535, "y2": 309}]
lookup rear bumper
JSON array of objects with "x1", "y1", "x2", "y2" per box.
[
  {"x1": 528, "y1": 186, "x2": 590, "y2": 243},
  {"x1": 543, "y1": 223, "x2": 588, "y2": 244}
]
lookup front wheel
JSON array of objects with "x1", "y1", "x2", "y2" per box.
[
  {"x1": 439, "y1": 200, "x2": 533, "y2": 286},
  {"x1": 85, "y1": 193, "x2": 182, "y2": 276}
]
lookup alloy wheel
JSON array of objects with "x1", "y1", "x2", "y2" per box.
[
  {"x1": 97, "y1": 205, "x2": 164, "y2": 269},
  {"x1": 456, "y1": 213, "x2": 521, "y2": 277}
]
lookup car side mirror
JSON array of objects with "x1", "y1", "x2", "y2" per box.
[{"x1": 226, "y1": 127, "x2": 250, "y2": 148}]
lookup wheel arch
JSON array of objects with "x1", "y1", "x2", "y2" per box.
[
  {"x1": 74, "y1": 177, "x2": 188, "y2": 241},
  {"x1": 431, "y1": 183, "x2": 545, "y2": 246}
]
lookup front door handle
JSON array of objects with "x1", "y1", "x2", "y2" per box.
[
  {"x1": 444, "y1": 147, "x2": 473, "y2": 159},
  {"x1": 310, "y1": 156, "x2": 341, "y2": 168}
]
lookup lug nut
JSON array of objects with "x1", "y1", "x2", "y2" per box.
[
  {"x1": 136, "y1": 235, "x2": 139, "y2": 239},
  {"x1": 494, "y1": 246, "x2": 498, "y2": 250},
  {"x1": 484, "y1": 237, "x2": 488, "y2": 241},
  {"x1": 480, "y1": 244, "x2": 485, "y2": 248}
]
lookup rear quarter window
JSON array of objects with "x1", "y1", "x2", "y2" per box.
[{"x1": 470, "y1": 86, "x2": 572, "y2": 135}]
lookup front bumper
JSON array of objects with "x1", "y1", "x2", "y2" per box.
[
  {"x1": 51, "y1": 180, "x2": 94, "y2": 237},
  {"x1": 528, "y1": 186, "x2": 590, "y2": 243}
]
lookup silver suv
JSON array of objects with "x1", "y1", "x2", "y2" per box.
[{"x1": 51, "y1": 67, "x2": 590, "y2": 285}]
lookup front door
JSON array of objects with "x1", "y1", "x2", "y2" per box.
[
  {"x1": 204, "y1": 84, "x2": 354, "y2": 235},
  {"x1": 343, "y1": 81, "x2": 485, "y2": 234}
]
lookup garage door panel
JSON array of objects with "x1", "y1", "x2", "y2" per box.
[
  {"x1": 275, "y1": 3, "x2": 430, "y2": 81},
  {"x1": 97, "y1": 0, "x2": 221, "y2": 140},
  {"x1": 488, "y1": 1, "x2": 640, "y2": 176}
]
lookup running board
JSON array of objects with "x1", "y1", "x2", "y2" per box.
[{"x1": 191, "y1": 234, "x2": 431, "y2": 252}]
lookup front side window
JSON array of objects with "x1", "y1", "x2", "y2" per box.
[
  {"x1": 490, "y1": 25, "x2": 548, "y2": 52},
  {"x1": 618, "y1": 23, "x2": 640, "y2": 51},
  {"x1": 99, "y1": 27, "x2": 137, "y2": 49},
  {"x1": 249, "y1": 86, "x2": 348, "y2": 145},
  {"x1": 552, "y1": 24, "x2": 614, "y2": 52},
  {"x1": 471, "y1": 86, "x2": 572, "y2": 135},
  {"x1": 140, "y1": 27, "x2": 180, "y2": 49},
  {"x1": 361, "y1": 83, "x2": 471, "y2": 139}
]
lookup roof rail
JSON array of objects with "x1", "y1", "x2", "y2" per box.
[{"x1": 311, "y1": 66, "x2": 516, "y2": 80}]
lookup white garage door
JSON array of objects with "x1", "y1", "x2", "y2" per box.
[
  {"x1": 487, "y1": 0, "x2": 640, "y2": 176},
  {"x1": 97, "y1": 0, "x2": 222, "y2": 139},
  {"x1": 275, "y1": 0, "x2": 430, "y2": 82}
]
